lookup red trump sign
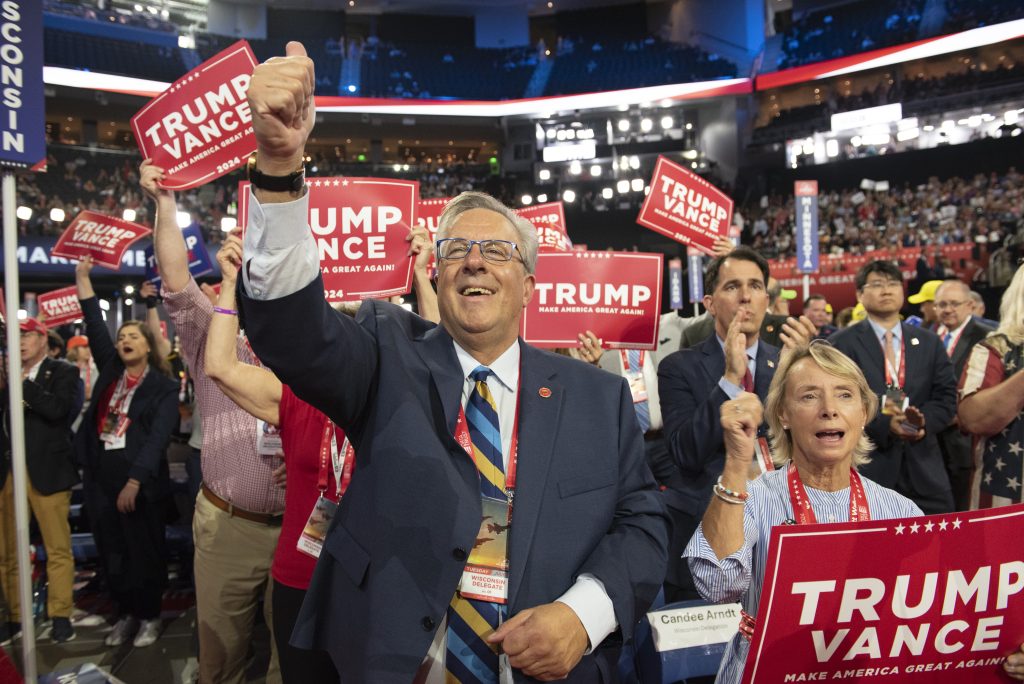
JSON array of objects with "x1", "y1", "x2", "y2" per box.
[
  {"x1": 51, "y1": 211, "x2": 151, "y2": 270},
  {"x1": 637, "y1": 155, "x2": 733, "y2": 253},
  {"x1": 239, "y1": 178, "x2": 419, "y2": 303},
  {"x1": 522, "y1": 251, "x2": 663, "y2": 349},
  {"x1": 743, "y1": 504, "x2": 1024, "y2": 684},
  {"x1": 516, "y1": 201, "x2": 572, "y2": 252},
  {"x1": 37, "y1": 286, "x2": 82, "y2": 326},
  {"x1": 132, "y1": 41, "x2": 258, "y2": 190}
]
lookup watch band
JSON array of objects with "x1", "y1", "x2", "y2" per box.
[{"x1": 246, "y1": 154, "x2": 305, "y2": 193}]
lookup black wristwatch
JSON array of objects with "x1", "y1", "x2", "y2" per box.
[{"x1": 246, "y1": 153, "x2": 305, "y2": 193}]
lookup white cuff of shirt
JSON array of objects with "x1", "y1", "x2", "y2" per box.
[
  {"x1": 718, "y1": 376, "x2": 743, "y2": 399},
  {"x1": 241, "y1": 187, "x2": 320, "y2": 301},
  {"x1": 555, "y1": 573, "x2": 617, "y2": 654}
]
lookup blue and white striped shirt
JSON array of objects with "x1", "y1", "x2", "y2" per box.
[{"x1": 684, "y1": 467, "x2": 922, "y2": 683}]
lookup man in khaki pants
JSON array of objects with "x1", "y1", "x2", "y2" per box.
[{"x1": 0, "y1": 318, "x2": 83, "y2": 644}]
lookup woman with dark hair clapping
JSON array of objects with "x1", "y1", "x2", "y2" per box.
[{"x1": 74, "y1": 256, "x2": 178, "y2": 649}]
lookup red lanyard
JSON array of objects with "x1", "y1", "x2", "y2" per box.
[
  {"x1": 110, "y1": 369, "x2": 145, "y2": 417},
  {"x1": 619, "y1": 350, "x2": 645, "y2": 371},
  {"x1": 316, "y1": 417, "x2": 354, "y2": 500},
  {"x1": 453, "y1": 379, "x2": 521, "y2": 495},
  {"x1": 786, "y1": 461, "x2": 871, "y2": 524},
  {"x1": 879, "y1": 333, "x2": 906, "y2": 389},
  {"x1": 941, "y1": 324, "x2": 966, "y2": 358}
]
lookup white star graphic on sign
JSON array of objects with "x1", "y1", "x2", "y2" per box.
[
  {"x1": 910, "y1": 522, "x2": 921, "y2": 533},
  {"x1": 1009, "y1": 477, "x2": 1021, "y2": 491},
  {"x1": 332, "y1": 179, "x2": 340, "y2": 186},
  {"x1": 894, "y1": 523, "x2": 906, "y2": 535},
  {"x1": 342, "y1": 179, "x2": 350, "y2": 186},
  {"x1": 952, "y1": 518, "x2": 962, "y2": 529},
  {"x1": 924, "y1": 521, "x2": 935, "y2": 532},
  {"x1": 938, "y1": 520, "x2": 949, "y2": 531},
  {"x1": 1008, "y1": 442, "x2": 1023, "y2": 456},
  {"x1": 995, "y1": 457, "x2": 1006, "y2": 471},
  {"x1": 984, "y1": 471, "x2": 993, "y2": 484}
]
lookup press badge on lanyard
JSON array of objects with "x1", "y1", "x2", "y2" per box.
[
  {"x1": 453, "y1": 392, "x2": 520, "y2": 605},
  {"x1": 620, "y1": 351, "x2": 648, "y2": 404},
  {"x1": 297, "y1": 419, "x2": 354, "y2": 559},
  {"x1": 256, "y1": 419, "x2": 283, "y2": 455},
  {"x1": 100, "y1": 370, "x2": 147, "y2": 451}
]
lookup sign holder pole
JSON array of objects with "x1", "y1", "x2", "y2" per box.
[
  {"x1": 3, "y1": 172, "x2": 39, "y2": 682},
  {"x1": 803, "y1": 273, "x2": 810, "y2": 303}
]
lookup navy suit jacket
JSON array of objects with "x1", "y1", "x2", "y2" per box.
[
  {"x1": 238, "y1": 277, "x2": 669, "y2": 684},
  {"x1": 657, "y1": 335, "x2": 780, "y2": 517},
  {"x1": 828, "y1": 321, "x2": 957, "y2": 496},
  {"x1": 1, "y1": 356, "x2": 82, "y2": 495},
  {"x1": 73, "y1": 297, "x2": 178, "y2": 498}
]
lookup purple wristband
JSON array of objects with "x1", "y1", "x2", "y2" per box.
[{"x1": 213, "y1": 306, "x2": 237, "y2": 316}]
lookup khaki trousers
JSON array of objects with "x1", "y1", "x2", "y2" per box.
[
  {"x1": 193, "y1": 491, "x2": 282, "y2": 684},
  {"x1": 0, "y1": 477, "x2": 75, "y2": 620}
]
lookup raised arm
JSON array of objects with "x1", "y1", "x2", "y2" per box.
[
  {"x1": 700, "y1": 393, "x2": 761, "y2": 560},
  {"x1": 205, "y1": 234, "x2": 283, "y2": 426},
  {"x1": 408, "y1": 225, "x2": 439, "y2": 323},
  {"x1": 139, "y1": 281, "x2": 172, "y2": 359},
  {"x1": 141, "y1": 160, "x2": 190, "y2": 294},
  {"x1": 75, "y1": 256, "x2": 117, "y2": 370}
]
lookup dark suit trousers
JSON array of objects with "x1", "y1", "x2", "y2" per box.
[
  {"x1": 271, "y1": 580, "x2": 339, "y2": 684},
  {"x1": 83, "y1": 445, "x2": 167, "y2": 619},
  {"x1": 663, "y1": 505, "x2": 701, "y2": 604}
]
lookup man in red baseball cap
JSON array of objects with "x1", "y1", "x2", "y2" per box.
[{"x1": 0, "y1": 317, "x2": 83, "y2": 644}]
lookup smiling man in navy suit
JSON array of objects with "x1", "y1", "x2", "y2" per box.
[
  {"x1": 829, "y1": 260, "x2": 958, "y2": 514},
  {"x1": 235, "y1": 43, "x2": 668, "y2": 684}
]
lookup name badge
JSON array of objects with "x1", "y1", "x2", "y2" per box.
[
  {"x1": 100, "y1": 413, "x2": 131, "y2": 451},
  {"x1": 459, "y1": 565, "x2": 509, "y2": 603},
  {"x1": 296, "y1": 495, "x2": 338, "y2": 559},
  {"x1": 256, "y1": 419, "x2": 283, "y2": 456},
  {"x1": 880, "y1": 387, "x2": 908, "y2": 415},
  {"x1": 625, "y1": 368, "x2": 648, "y2": 404},
  {"x1": 458, "y1": 496, "x2": 510, "y2": 604}
]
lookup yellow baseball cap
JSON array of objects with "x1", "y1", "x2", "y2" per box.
[{"x1": 908, "y1": 280, "x2": 943, "y2": 304}]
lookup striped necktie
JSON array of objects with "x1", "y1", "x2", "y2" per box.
[
  {"x1": 446, "y1": 366, "x2": 506, "y2": 683},
  {"x1": 627, "y1": 350, "x2": 651, "y2": 433}
]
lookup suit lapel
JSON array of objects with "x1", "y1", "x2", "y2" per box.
[
  {"x1": 853, "y1": 322, "x2": 887, "y2": 389},
  {"x1": 508, "y1": 342, "x2": 562, "y2": 609},
  {"x1": 699, "y1": 335, "x2": 725, "y2": 388},
  {"x1": 902, "y1": 323, "x2": 919, "y2": 388},
  {"x1": 414, "y1": 324, "x2": 464, "y2": 437},
  {"x1": 754, "y1": 344, "x2": 779, "y2": 401}
]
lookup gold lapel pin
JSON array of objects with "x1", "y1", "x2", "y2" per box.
[
  {"x1": 538, "y1": 387, "x2": 552, "y2": 398},
  {"x1": 767, "y1": 360, "x2": 775, "y2": 368}
]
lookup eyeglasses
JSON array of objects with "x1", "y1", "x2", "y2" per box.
[
  {"x1": 935, "y1": 300, "x2": 967, "y2": 310},
  {"x1": 436, "y1": 238, "x2": 520, "y2": 264},
  {"x1": 861, "y1": 279, "x2": 902, "y2": 291}
]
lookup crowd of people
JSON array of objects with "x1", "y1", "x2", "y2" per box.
[
  {"x1": 741, "y1": 170, "x2": 1024, "y2": 266},
  {"x1": 5, "y1": 41, "x2": 1024, "y2": 684}
]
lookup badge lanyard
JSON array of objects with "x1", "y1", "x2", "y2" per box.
[
  {"x1": 739, "y1": 463, "x2": 871, "y2": 642},
  {"x1": 316, "y1": 417, "x2": 354, "y2": 501},
  {"x1": 452, "y1": 370, "x2": 521, "y2": 606},
  {"x1": 879, "y1": 334, "x2": 906, "y2": 389},
  {"x1": 453, "y1": 378, "x2": 521, "y2": 503},
  {"x1": 619, "y1": 350, "x2": 645, "y2": 371},
  {"x1": 106, "y1": 369, "x2": 146, "y2": 427},
  {"x1": 942, "y1": 325, "x2": 966, "y2": 358},
  {"x1": 786, "y1": 461, "x2": 870, "y2": 525}
]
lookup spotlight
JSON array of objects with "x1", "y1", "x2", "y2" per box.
[
  {"x1": 537, "y1": 194, "x2": 548, "y2": 203},
  {"x1": 176, "y1": 211, "x2": 191, "y2": 228},
  {"x1": 16, "y1": 206, "x2": 31, "y2": 220},
  {"x1": 221, "y1": 217, "x2": 237, "y2": 232},
  {"x1": 601, "y1": 188, "x2": 613, "y2": 200},
  {"x1": 640, "y1": 118, "x2": 653, "y2": 132},
  {"x1": 538, "y1": 169, "x2": 551, "y2": 181},
  {"x1": 521, "y1": 194, "x2": 533, "y2": 205},
  {"x1": 590, "y1": 165, "x2": 602, "y2": 177},
  {"x1": 50, "y1": 208, "x2": 65, "y2": 222},
  {"x1": 569, "y1": 161, "x2": 582, "y2": 175},
  {"x1": 616, "y1": 180, "x2": 629, "y2": 194},
  {"x1": 123, "y1": 208, "x2": 137, "y2": 222},
  {"x1": 617, "y1": 119, "x2": 630, "y2": 132},
  {"x1": 660, "y1": 116, "x2": 673, "y2": 130},
  {"x1": 631, "y1": 178, "x2": 644, "y2": 192},
  {"x1": 562, "y1": 189, "x2": 576, "y2": 203}
]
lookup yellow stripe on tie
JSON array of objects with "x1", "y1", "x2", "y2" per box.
[
  {"x1": 451, "y1": 597, "x2": 500, "y2": 653},
  {"x1": 472, "y1": 445, "x2": 505, "y2": 492}
]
